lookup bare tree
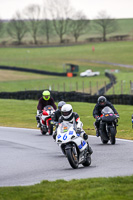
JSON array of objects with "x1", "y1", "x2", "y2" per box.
[
  {"x1": 94, "y1": 11, "x2": 117, "y2": 41},
  {"x1": 0, "y1": 18, "x2": 4, "y2": 36},
  {"x1": 70, "y1": 11, "x2": 89, "y2": 42},
  {"x1": 41, "y1": 8, "x2": 54, "y2": 44},
  {"x1": 24, "y1": 4, "x2": 41, "y2": 44},
  {"x1": 7, "y1": 12, "x2": 28, "y2": 45},
  {"x1": 46, "y1": 0, "x2": 74, "y2": 43}
]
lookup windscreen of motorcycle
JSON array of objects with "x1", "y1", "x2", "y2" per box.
[
  {"x1": 101, "y1": 106, "x2": 114, "y2": 114},
  {"x1": 59, "y1": 121, "x2": 76, "y2": 133}
]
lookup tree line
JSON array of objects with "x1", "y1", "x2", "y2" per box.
[{"x1": 0, "y1": 0, "x2": 117, "y2": 45}]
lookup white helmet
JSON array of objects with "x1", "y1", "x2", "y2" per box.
[{"x1": 61, "y1": 104, "x2": 73, "y2": 119}]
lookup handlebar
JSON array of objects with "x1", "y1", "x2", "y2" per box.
[{"x1": 50, "y1": 121, "x2": 59, "y2": 126}]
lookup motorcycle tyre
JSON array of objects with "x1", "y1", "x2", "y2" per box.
[
  {"x1": 110, "y1": 127, "x2": 116, "y2": 145},
  {"x1": 41, "y1": 128, "x2": 47, "y2": 135},
  {"x1": 101, "y1": 137, "x2": 108, "y2": 144},
  {"x1": 65, "y1": 145, "x2": 79, "y2": 169},
  {"x1": 48, "y1": 123, "x2": 53, "y2": 135},
  {"x1": 82, "y1": 154, "x2": 91, "y2": 167}
]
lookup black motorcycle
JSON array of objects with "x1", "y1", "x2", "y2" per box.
[{"x1": 98, "y1": 106, "x2": 119, "y2": 145}]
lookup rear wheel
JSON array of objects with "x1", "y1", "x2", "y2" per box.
[
  {"x1": 101, "y1": 137, "x2": 108, "y2": 144},
  {"x1": 65, "y1": 144, "x2": 79, "y2": 169},
  {"x1": 82, "y1": 153, "x2": 91, "y2": 166}
]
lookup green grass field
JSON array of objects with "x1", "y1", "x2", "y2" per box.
[{"x1": 0, "y1": 41, "x2": 133, "y2": 94}]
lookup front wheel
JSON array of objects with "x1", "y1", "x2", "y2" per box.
[
  {"x1": 110, "y1": 127, "x2": 116, "y2": 145},
  {"x1": 65, "y1": 144, "x2": 79, "y2": 169},
  {"x1": 40, "y1": 125, "x2": 47, "y2": 135},
  {"x1": 41, "y1": 128, "x2": 47, "y2": 135},
  {"x1": 48, "y1": 123, "x2": 53, "y2": 135}
]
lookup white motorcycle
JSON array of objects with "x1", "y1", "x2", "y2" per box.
[{"x1": 56, "y1": 121, "x2": 91, "y2": 169}]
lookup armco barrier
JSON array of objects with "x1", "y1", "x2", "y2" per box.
[{"x1": 0, "y1": 90, "x2": 133, "y2": 105}]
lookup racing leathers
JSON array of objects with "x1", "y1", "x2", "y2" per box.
[
  {"x1": 58, "y1": 112, "x2": 93, "y2": 154},
  {"x1": 36, "y1": 97, "x2": 57, "y2": 127},
  {"x1": 93, "y1": 100, "x2": 119, "y2": 136}
]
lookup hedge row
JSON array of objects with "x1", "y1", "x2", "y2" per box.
[
  {"x1": 0, "y1": 90, "x2": 133, "y2": 105},
  {"x1": 0, "y1": 65, "x2": 77, "y2": 76}
]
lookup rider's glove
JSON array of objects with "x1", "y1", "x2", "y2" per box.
[
  {"x1": 95, "y1": 115, "x2": 99, "y2": 119},
  {"x1": 115, "y1": 114, "x2": 119, "y2": 118},
  {"x1": 77, "y1": 127, "x2": 81, "y2": 133},
  {"x1": 83, "y1": 133, "x2": 88, "y2": 140},
  {"x1": 38, "y1": 110, "x2": 42, "y2": 114},
  {"x1": 97, "y1": 117, "x2": 101, "y2": 121}
]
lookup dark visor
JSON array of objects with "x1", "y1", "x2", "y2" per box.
[{"x1": 62, "y1": 110, "x2": 71, "y2": 116}]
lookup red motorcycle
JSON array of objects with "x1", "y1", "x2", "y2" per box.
[{"x1": 40, "y1": 105, "x2": 55, "y2": 135}]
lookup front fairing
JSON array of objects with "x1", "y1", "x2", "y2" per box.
[
  {"x1": 56, "y1": 121, "x2": 87, "y2": 151},
  {"x1": 41, "y1": 105, "x2": 55, "y2": 121},
  {"x1": 56, "y1": 122, "x2": 77, "y2": 143},
  {"x1": 101, "y1": 106, "x2": 117, "y2": 122}
]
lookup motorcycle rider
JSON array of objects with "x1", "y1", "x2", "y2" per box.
[
  {"x1": 52, "y1": 101, "x2": 66, "y2": 139},
  {"x1": 36, "y1": 90, "x2": 57, "y2": 128},
  {"x1": 53, "y1": 101, "x2": 66, "y2": 123},
  {"x1": 93, "y1": 96, "x2": 119, "y2": 137},
  {"x1": 57, "y1": 104, "x2": 93, "y2": 154}
]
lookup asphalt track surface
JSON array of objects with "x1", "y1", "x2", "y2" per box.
[{"x1": 0, "y1": 127, "x2": 133, "y2": 187}]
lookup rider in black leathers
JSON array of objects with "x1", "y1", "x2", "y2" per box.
[
  {"x1": 93, "y1": 96, "x2": 119, "y2": 137},
  {"x1": 52, "y1": 101, "x2": 66, "y2": 139},
  {"x1": 53, "y1": 101, "x2": 66, "y2": 122}
]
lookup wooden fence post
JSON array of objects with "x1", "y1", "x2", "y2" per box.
[
  {"x1": 89, "y1": 81, "x2": 92, "y2": 95},
  {"x1": 104, "y1": 81, "x2": 106, "y2": 94},
  {"x1": 52, "y1": 84, "x2": 54, "y2": 91},
  {"x1": 130, "y1": 80, "x2": 133, "y2": 94},
  {"x1": 58, "y1": 84, "x2": 60, "y2": 91},
  {"x1": 121, "y1": 80, "x2": 123, "y2": 94},
  {"x1": 70, "y1": 82, "x2": 72, "y2": 91},
  {"x1": 112, "y1": 83, "x2": 115, "y2": 94},
  {"x1": 97, "y1": 81, "x2": 99, "y2": 95},
  {"x1": 76, "y1": 82, "x2": 78, "y2": 92},
  {"x1": 82, "y1": 81, "x2": 84, "y2": 93},
  {"x1": 63, "y1": 82, "x2": 65, "y2": 92}
]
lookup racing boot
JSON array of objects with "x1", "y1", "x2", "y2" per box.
[
  {"x1": 37, "y1": 123, "x2": 41, "y2": 128},
  {"x1": 96, "y1": 129, "x2": 100, "y2": 137}
]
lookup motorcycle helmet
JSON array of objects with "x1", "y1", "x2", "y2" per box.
[
  {"x1": 61, "y1": 104, "x2": 73, "y2": 119},
  {"x1": 98, "y1": 96, "x2": 107, "y2": 106},
  {"x1": 42, "y1": 90, "x2": 50, "y2": 100},
  {"x1": 58, "y1": 101, "x2": 66, "y2": 111}
]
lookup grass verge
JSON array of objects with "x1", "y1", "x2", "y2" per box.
[{"x1": 0, "y1": 176, "x2": 133, "y2": 200}]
